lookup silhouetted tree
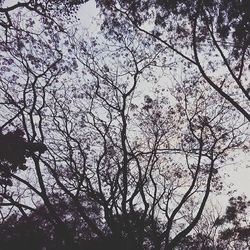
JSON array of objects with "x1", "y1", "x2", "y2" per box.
[
  {"x1": 0, "y1": 3, "x2": 248, "y2": 250},
  {"x1": 96, "y1": 0, "x2": 250, "y2": 122},
  {"x1": 178, "y1": 195, "x2": 250, "y2": 249},
  {"x1": 0, "y1": 128, "x2": 47, "y2": 186}
]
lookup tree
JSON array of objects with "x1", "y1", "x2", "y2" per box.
[
  {"x1": 0, "y1": 2, "x2": 248, "y2": 250},
  {"x1": 216, "y1": 195, "x2": 250, "y2": 249},
  {"x1": 0, "y1": 0, "x2": 72, "y2": 186},
  {"x1": 95, "y1": 0, "x2": 250, "y2": 123},
  {"x1": 0, "y1": 128, "x2": 47, "y2": 186},
  {"x1": 0, "y1": 3, "x2": 76, "y2": 247},
  {"x1": 0, "y1": 15, "x2": 246, "y2": 249},
  {"x1": 0, "y1": 193, "x2": 102, "y2": 250},
  {"x1": 0, "y1": 0, "x2": 85, "y2": 29},
  {"x1": 178, "y1": 195, "x2": 250, "y2": 250}
]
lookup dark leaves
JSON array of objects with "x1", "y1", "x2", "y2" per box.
[{"x1": 0, "y1": 129, "x2": 47, "y2": 186}]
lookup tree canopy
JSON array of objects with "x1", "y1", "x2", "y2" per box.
[
  {"x1": 97, "y1": 0, "x2": 250, "y2": 122},
  {"x1": 0, "y1": 1, "x2": 249, "y2": 250}
]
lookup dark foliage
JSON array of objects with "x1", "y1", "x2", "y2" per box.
[
  {"x1": 0, "y1": 199, "x2": 162, "y2": 250},
  {"x1": 0, "y1": 129, "x2": 47, "y2": 186},
  {"x1": 97, "y1": 0, "x2": 250, "y2": 55}
]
